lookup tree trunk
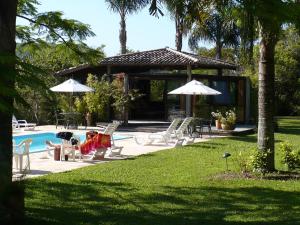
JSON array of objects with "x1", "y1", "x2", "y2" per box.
[
  {"x1": 257, "y1": 26, "x2": 278, "y2": 171},
  {"x1": 175, "y1": 13, "x2": 183, "y2": 51},
  {"x1": 215, "y1": 40, "x2": 222, "y2": 59},
  {"x1": 119, "y1": 11, "x2": 127, "y2": 54},
  {"x1": 216, "y1": 40, "x2": 222, "y2": 76},
  {"x1": 0, "y1": 1, "x2": 23, "y2": 224}
]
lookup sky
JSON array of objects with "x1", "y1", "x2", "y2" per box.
[{"x1": 17, "y1": 0, "x2": 210, "y2": 56}]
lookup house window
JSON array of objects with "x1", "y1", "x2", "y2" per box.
[{"x1": 211, "y1": 81, "x2": 237, "y2": 105}]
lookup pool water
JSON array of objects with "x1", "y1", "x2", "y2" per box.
[{"x1": 13, "y1": 132, "x2": 128, "y2": 153}]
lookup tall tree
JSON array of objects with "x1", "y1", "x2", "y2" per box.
[
  {"x1": 0, "y1": 0, "x2": 98, "y2": 223},
  {"x1": 105, "y1": 0, "x2": 147, "y2": 54},
  {"x1": 236, "y1": 0, "x2": 256, "y2": 68},
  {"x1": 188, "y1": 1, "x2": 239, "y2": 59},
  {"x1": 0, "y1": 1, "x2": 19, "y2": 224},
  {"x1": 163, "y1": 0, "x2": 189, "y2": 51},
  {"x1": 239, "y1": 0, "x2": 300, "y2": 171}
]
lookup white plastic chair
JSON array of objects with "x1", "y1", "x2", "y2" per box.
[
  {"x1": 134, "y1": 118, "x2": 181, "y2": 146},
  {"x1": 61, "y1": 135, "x2": 81, "y2": 161},
  {"x1": 13, "y1": 138, "x2": 32, "y2": 173}
]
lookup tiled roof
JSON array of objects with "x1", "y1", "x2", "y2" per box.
[
  {"x1": 99, "y1": 48, "x2": 236, "y2": 69},
  {"x1": 55, "y1": 47, "x2": 236, "y2": 76}
]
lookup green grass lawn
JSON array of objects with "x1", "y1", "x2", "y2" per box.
[{"x1": 25, "y1": 118, "x2": 300, "y2": 225}]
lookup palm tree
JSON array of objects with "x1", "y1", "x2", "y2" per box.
[
  {"x1": 163, "y1": 0, "x2": 189, "y2": 51},
  {"x1": 232, "y1": 0, "x2": 300, "y2": 171},
  {"x1": 188, "y1": 4, "x2": 239, "y2": 60},
  {"x1": 105, "y1": 0, "x2": 148, "y2": 54}
]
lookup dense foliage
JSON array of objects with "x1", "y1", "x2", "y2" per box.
[{"x1": 15, "y1": 43, "x2": 105, "y2": 124}]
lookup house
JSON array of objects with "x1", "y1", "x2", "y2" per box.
[{"x1": 55, "y1": 48, "x2": 251, "y2": 123}]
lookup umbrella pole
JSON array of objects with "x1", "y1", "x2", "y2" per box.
[
  {"x1": 69, "y1": 93, "x2": 73, "y2": 112},
  {"x1": 193, "y1": 94, "x2": 196, "y2": 117}
]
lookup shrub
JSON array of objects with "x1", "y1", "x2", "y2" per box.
[
  {"x1": 249, "y1": 149, "x2": 271, "y2": 175},
  {"x1": 280, "y1": 142, "x2": 300, "y2": 171},
  {"x1": 235, "y1": 150, "x2": 251, "y2": 173}
]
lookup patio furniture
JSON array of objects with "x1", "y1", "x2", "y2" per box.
[
  {"x1": 13, "y1": 138, "x2": 32, "y2": 173},
  {"x1": 46, "y1": 141, "x2": 60, "y2": 160},
  {"x1": 174, "y1": 117, "x2": 194, "y2": 139},
  {"x1": 55, "y1": 111, "x2": 66, "y2": 129},
  {"x1": 59, "y1": 112, "x2": 81, "y2": 129},
  {"x1": 134, "y1": 118, "x2": 182, "y2": 146},
  {"x1": 12, "y1": 115, "x2": 36, "y2": 131},
  {"x1": 189, "y1": 118, "x2": 212, "y2": 138},
  {"x1": 61, "y1": 135, "x2": 81, "y2": 161},
  {"x1": 98, "y1": 122, "x2": 123, "y2": 156},
  {"x1": 80, "y1": 133, "x2": 112, "y2": 160}
]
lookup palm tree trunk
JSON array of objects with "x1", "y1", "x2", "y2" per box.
[
  {"x1": 175, "y1": 13, "x2": 183, "y2": 51},
  {"x1": 216, "y1": 40, "x2": 222, "y2": 76},
  {"x1": 0, "y1": 1, "x2": 24, "y2": 224},
  {"x1": 257, "y1": 27, "x2": 278, "y2": 171},
  {"x1": 215, "y1": 41, "x2": 222, "y2": 59},
  {"x1": 119, "y1": 10, "x2": 127, "y2": 54}
]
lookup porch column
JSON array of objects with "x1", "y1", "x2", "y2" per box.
[
  {"x1": 123, "y1": 74, "x2": 129, "y2": 125},
  {"x1": 186, "y1": 64, "x2": 192, "y2": 116}
]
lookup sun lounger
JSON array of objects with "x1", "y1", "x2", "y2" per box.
[
  {"x1": 80, "y1": 133, "x2": 112, "y2": 160},
  {"x1": 12, "y1": 115, "x2": 36, "y2": 131},
  {"x1": 134, "y1": 118, "x2": 181, "y2": 146},
  {"x1": 174, "y1": 117, "x2": 193, "y2": 139}
]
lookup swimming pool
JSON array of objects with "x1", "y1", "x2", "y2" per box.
[{"x1": 13, "y1": 132, "x2": 128, "y2": 153}]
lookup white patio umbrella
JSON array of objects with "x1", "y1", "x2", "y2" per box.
[
  {"x1": 168, "y1": 79, "x2": 221, "y2": 116},
  {"x1": 50, "y1": 78, "x2": 94, "y2": 111},
  {"x1": 50, "y1": 78, "x2": 94, "y2": 93}
]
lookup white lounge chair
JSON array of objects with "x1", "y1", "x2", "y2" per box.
[
  {"x1": 134, "y1": 118, "x2": 182, "y2": 146},
  {"x1": 12, "y1": 115, "x2": 36, "y2": 131},
  {"x1": 174, "y1": 117, "x2": 193, "y2": 139},
  {"x1": 13, "y1": 138, "x2": 32, "y2": 173},
  {"x1": 98, "y1": 122, "x2": 123, "y2": 157}
]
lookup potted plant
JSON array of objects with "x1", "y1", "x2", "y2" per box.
[
  {"x1": 221, "y1": 109, "x2": 236, "y2": 130},
  {"x1": 211, "y1": 111, "x2": 223, "y2": 129}
]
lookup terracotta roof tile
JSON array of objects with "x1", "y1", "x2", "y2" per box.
[
  {"x1": 99, "y1": 48, "x2": 236, "y2": 69},
  {"x1": 55, "y1": 47, "x2": 236, "y2": 76}
]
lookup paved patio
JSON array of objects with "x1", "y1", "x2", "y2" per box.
[{"x1": 13, "y1": 125, "x2": 212, "y2": 179}]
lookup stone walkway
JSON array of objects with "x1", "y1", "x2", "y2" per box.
[{"x1": 13, "y1": 125, "x2": 212, "y2": 179}]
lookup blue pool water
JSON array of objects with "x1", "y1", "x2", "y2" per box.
[{"x1": 13, "y1": 132, "x2": 128, "y2": 153}]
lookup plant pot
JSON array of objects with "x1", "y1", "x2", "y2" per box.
[
  {"x1": 221, "y1": 123, "x2": 235, "y2": 130},
  {"x1": 215, "y1": 120, "x2": 222, "y2": 129}
]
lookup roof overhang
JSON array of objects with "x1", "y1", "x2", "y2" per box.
[{"x1": 55, "y1": 47, "x2": 237, "y2": 77}]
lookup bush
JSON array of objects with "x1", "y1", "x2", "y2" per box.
[
  {"x1": 280, "y1": 142, "x2": 300, "y2": 171},
  {"x1": 235, "y1": 150, "x2": 251, "y2": 174},
  {"x1": 249, "y1": 149, "x2": 271, "y2": 175}
]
